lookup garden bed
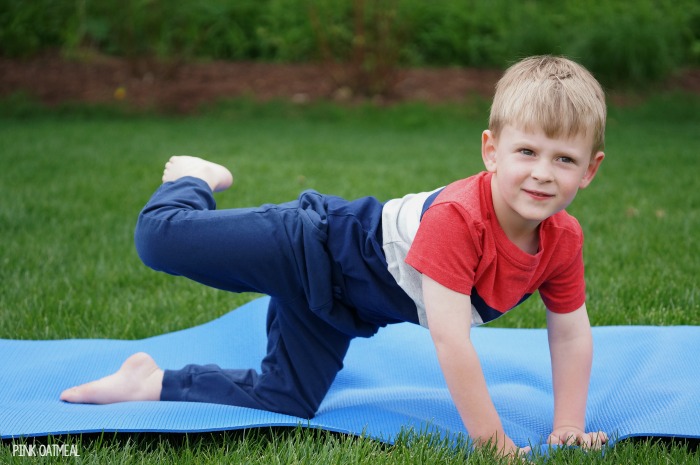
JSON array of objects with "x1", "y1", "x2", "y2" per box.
[{"x1": 2, "y1": 52, "x2": 698, "y2": 113}]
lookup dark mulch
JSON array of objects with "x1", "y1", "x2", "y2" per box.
[{"x1": 1, "y1": 52, "x2": 698, "y2": 113}]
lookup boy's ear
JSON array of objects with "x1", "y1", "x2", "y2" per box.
[
  {"x1": 481, "y1": 130, "x2": 498, "y2": 172},
  {"x1": 579, "y1": 151, "x2": 605, "y2": 189}
]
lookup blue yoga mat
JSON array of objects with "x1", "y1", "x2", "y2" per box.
[{"x1": 2, "y1": 296, "x2": 699, "y2": 447}]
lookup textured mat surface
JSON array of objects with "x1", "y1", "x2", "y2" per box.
[{"x1": 2, "y1": 296, "x2": 699, "y2": 447}]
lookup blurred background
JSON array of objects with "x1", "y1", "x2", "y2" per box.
[
  {"x1": 1, "y1": 0, "x2": 699, "y2": 334},
  {"x1": 2, "y1": 0, "x2": 699, "y2": 110}
]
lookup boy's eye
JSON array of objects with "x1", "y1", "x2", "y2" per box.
[
  {"x1": 519, "y1": 149, "x2": 534, "y2": 156},
  {"x1": 558, "y1": 156, "x2": 575, "y2": 164}
]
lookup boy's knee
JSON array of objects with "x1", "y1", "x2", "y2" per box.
[{"x1": 134, "y1": 215, "x2": 176, "y2": 272}]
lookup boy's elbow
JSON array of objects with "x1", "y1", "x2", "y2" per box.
[
  {"x1": 546, "y1": 306, "x2": 592, "y2": 339},
  {"x1": 429, "y1": 323, "x2": 475, "y2": 359}
]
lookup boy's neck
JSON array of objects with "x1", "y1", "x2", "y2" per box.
[
  {"x1": 494, "y1": 213, "x2": 541, "y2": 255},
  {"x1": 503, "y1": 225, "x2": 540, "y2": 255}
]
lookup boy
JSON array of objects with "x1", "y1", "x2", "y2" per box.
[{"x1": 61, "y1": 55, "x2": 607, "y2": 456}]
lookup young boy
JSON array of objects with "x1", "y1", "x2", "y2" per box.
[{"x1": 61, "y1": 55, "x2": 607, "y2": 456}]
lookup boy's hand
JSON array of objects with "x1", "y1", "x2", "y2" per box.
[
  {"x1": 499, "y1": 436, "x2": 530, "y2": 458},
  {"x1": 547, "y1": 426, "x2": 608, "y2": 449}
]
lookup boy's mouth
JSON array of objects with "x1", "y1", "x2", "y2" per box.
[{"x1": 523, "y1": 188, "x2": 555, "y2": 199}]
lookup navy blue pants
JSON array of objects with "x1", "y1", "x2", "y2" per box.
[{"x1": 134, "y1": 177, "x2": 418, "y2": 418}]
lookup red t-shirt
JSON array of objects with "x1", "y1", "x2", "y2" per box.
[{"x1": 405, "y1": 172, "x2": 586, "y2": 324}]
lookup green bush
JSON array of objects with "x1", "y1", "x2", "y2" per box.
[
  {"x1": 0, "y1": 0, "x2": 74, "y2": 57},
  {"x1": 72, "y1": 0, "x2": 265, "y2": 60},
  {"x1": 64, "y1": 0, "x2": 318, "y2": 62},
  {"x1": 399, "y1": 0, "x2": 510, "y2": 67},
  {"x1": 400, "y1": 0, "x2": 698, "y2": 87},
  {"x1": 1, "y1": 0, "x2": 698, "y2": 88},
  {"x1": 564, "y1": 1, "x2": 689, "y2": 87}
]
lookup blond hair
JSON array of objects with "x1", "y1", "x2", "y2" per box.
[{"x1": 489, "y1": 55, "x2": 606, "y2": 153}]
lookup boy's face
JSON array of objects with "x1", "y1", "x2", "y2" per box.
[{"x1": 481, "y1": 124, "x2": 604, "y2": 235}]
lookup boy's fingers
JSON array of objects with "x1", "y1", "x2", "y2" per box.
[
  {"x1": 565, "y1": 431, "x2": 581, "y2": 446},
  {"x1": 575, "y1": 431, "x2": 608, "y2": 450},
  {"x1": 586, "y1": 431, "x2": 608, "y2": 449},
  {"x1": 505, "y1": 446, "x2": 530, "y2": 463},
  {"x1": 549, "y1": 430, "x2": 582, "y2": 446},
  {"x1": 578, "y1": 432, "x2": 593, "y2": 448},
  {"x1": 548, "y1": 430, "x2": 608, "y2": 450}
]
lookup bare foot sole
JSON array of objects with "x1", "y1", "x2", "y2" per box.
[
  {"x1": 162, "y1": 155, "x2": 233, "y2": 192},
  {"x1": 60, "y1": 352, "x2": 164, "y2": 404}
]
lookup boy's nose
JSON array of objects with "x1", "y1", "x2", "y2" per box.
[{"x1": 531, "y1": 159, "x2": 554, "y2": 182}]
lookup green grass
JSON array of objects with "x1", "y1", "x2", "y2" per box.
[
  {"x1": 1, "y1": 429, "x2": 698, "y2": 464},
  {"x1": 0, "y1": 95, "x2": 698, "y2": 463}
]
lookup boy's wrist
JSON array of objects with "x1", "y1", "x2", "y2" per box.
[
  {"x1": 553, "y1": 413, "x2": 586, "y2": 431},
  {"x1": 552, "y1": 423, "x2": 585, "y2": 433}
]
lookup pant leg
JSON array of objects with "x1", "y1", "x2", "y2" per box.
[
  {"x1": 137, "y1": 179, "x2": 353, "y2": 417},
  {"x1": 134, "y1": 177, "x2": 308, "y2": 300},
  {"x1": 161, "y1": 296, "x2": 352, "y2": 418}
]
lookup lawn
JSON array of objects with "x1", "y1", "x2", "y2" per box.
[{"x1": 0, "y1": 95, "x2": 698, "y2": 463}]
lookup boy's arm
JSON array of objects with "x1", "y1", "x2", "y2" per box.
[
  {"x1": 422, "y1": 274, "x2": 522, "y2": 456},
  {"x1": 546, "y1": 304, "x2": 607, "y2": 447}
]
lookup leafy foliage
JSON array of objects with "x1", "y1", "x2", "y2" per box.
[{"x1": 1, "y1": 0, "x2": 699, "y2": 89}]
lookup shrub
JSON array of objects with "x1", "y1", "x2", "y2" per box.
[
  {"x1": 1, "y1": 0, "x2": 698, "y2": 89},
  {"x1": 0, "y1": 0, "x2": 74, "y2": 57},
  {"x1": 564, "y1": 1, "x2": 688, "y2": 87}
]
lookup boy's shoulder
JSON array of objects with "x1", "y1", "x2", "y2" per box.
[
  {"x1": 431, "y1": 172, "x2": 489, "y2": 212},
  {"x1": 426, "y1": 172, "x2": 492, "y2": 228}
]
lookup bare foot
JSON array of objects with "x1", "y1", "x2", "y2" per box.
[
  {"x1": 162, "y1": 155, "x2": 233, "y2": 192},
  {"x1": 60, "y1": 352, "x2": 164, "y2": 404}
]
